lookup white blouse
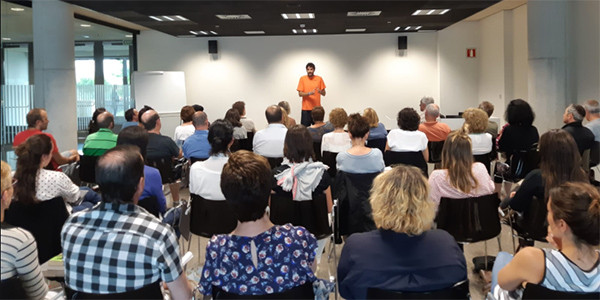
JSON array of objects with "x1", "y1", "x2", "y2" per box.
[{"x1": 36, "y1": 169, "x2": 79, "y2": 204}]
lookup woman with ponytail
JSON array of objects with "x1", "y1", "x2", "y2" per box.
[{"x1": 88, "y1": 107, "x2": 106, "y2": 134}]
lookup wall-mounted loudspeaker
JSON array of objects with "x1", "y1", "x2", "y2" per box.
[
  {"x1": 208, "y1": 40, "x2": 218, "y2": 54},
  {"x1": 398, "y1": 36, "x2": 407, "y2": 50}
]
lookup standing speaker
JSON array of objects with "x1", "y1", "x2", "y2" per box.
[
  {"x1": 208, "y1": 40, "x2": 218, "y2": 54},
  {"x1": 398, "y1": 36, "x2": 407, "y2": 50}
]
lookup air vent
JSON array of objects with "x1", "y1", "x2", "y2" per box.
[
  {"x1": 216, "y1": 14, "x2": 251, "y2": 20},
  {"x1": 347, "y1": 11, "x2": 381, "y2": 17}
]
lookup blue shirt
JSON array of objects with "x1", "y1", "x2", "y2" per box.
[
  {"x1": 141, "y1": 165, "x2": 167, "y2": 214},
  {"x1": 182, "y1": 130, "x2": 211, "y2": 159},
  {"x1": 121, "y1": 121, "x2": 139, "y2": 130},
  {"x1": 368, "y1": 123, "x2": 388, "y2": 140}
]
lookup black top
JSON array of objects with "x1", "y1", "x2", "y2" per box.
[
  {"x1": 562, "y1": 122, "x2": 595, "y2": 155},
  {"x1": 146, "y1": 133, "x2": 179, "y2": 160},
  {"x1": 498, "y1": 125, "x2": 539, "y2": 155},
  {"x1": 506, "y1": 169, "x2": 544, "y2": 213}
]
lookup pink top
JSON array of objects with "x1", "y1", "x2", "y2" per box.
[{"x1": 428, "y1": 162, "x2": 495, "y2": 205}]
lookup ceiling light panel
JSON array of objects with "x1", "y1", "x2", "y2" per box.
[
  {"x1": 216, "y1": 14, "x2": 252, "y2": 20},
  {"x1": 347, "y1": 11, "x2": 381, "y2": 17},
  {"x1": 10, "y1": 7, "x2": 25, "y2": 12},
  {"x1": 345, "y1": 28, "x2": 366, "y2": 32},
  {"x1": 411, "y1": 9, "x2": 451, "y2": 16},
  {"x1": 148, "y1": 15, "x2": 189, "y2": 22},
  {"x1": 281, "y1": 13, "x2": 315, "y2": 19},
  {"x1": 244, "y1": 31, "x2": 265, "y2": 34},
  {"x1": 292, "y1": 28, "x2": 318, "y2": 34}
]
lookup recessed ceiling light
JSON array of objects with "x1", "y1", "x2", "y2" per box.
[
  {"x1": 210, "y1": 31, "x2": 218, "y2": 35},
  {"x1": 303, "y1": 29, "x2": 307, "y2": 34},
  {"x1": 2, "y1": 37, "x2": 11, "y2": 41},
  {"x1": 217, "y1": 14, "x2": 252, "y2": 20},
  {"x1": 83, "y1": 35, "x2": 90, "y2": 39},
  {"x1": 405, "y1": 26, "x2": 411, "y2": 30},
  {"x1": 426, "y1": 10, "x2": 435, "y2": 15},
  {"x1": 281, "y1": 13, "x2": 289, "y2": 19},
  {"x1": 162, "y1": 15, "x2": 174, "y2": 21},
  {"x1": 292, "y1": 29, "x2": 297, "y2": 34},
  {"x1": 10, "y1": 7, "x2": 24, "y2": 12},
  {"x1": 244, "y1": 31, "x2": 265, "y2": 35},
  {"x1": 345, "y1": 28, "x2": 366, "y2": 32},
  {"x1": 281, "y1": 13, "x2": 315, "y2": 19},
  {"x1": 347, "y1": 11, "x2": 381, "y2": 17},
  {"x1": 415, "y1": 26, "x2": 422, "y2": 30},
  {"x1": 149, "y1": 15, "x2": 189, "y2": 22},
  {"x1": 412, "y1": 9, "x2": 451, "y2": 16},
  {"x1": 174, "y1": 15, "x2": 188, "y2": 21},
  {"x1": 394, "y1": 26, "x2": 401, "y2": 31},
  {"x1": 125, "y1": 34, "x2": 133, "y2": 38},
  {"x1": 441, "y1": 9, "x2": 450, "y2": 15},
  {"x1": 312, "y1": 29, "x2": 317, "y2": 33},
  {"x1": 189, "y1": 31, "x2": 198, "y2": 35},
  {"x1": 80, "y1": 24, "x2": 91, "y2": 27},
  {"x1": 149, "y1": 16, "x2": 163, "y2": 22}
]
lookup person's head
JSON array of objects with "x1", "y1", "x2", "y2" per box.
[
  {"x1": 14, "y1": 134, "x2": 54, "y2": 205},
  {"x1": 563, "y1": 104, "x2": 586, "y2": 124},
  {"x1": 311, "y1": 106, "x2": 325, "y2": 123},
  {"x1": 26, "y1": 108, "x2": 49, "y2": 130},
  {"x1": 224, "y1": 108, "x2": 242, "y2": 127},
  {"x1": 425, "y1": 104, "x2": 441, "y2": 121},
  {"x1": 347, "y1": 113, "x2": 370, "y2": 139},
  {"x1": 278, "y1": 101, "x2": 292, "y2": 114},
  {"x1": 280, "y1": 107, "x2": 290, "y2": 127},
  {"x1": 89, "y1": 108, "x2": 107, "y2": 134},
  {"x1": 140, "y1": 109, "x2": 160, "y2": 131},
  {"x1": 478, "y1": 101, "x2": 494, "y2": 118},
  {"x1": 221, "y1": 150, "x2": 272, "y2": 222},
  {"x1": 192, "y1": 111, "x2": 209, "y2": 129},
  {"x1": 583, "y1": 100, "x2": 599, "y2": 121},
  {"x1": 441, "y1": 130, "x2": 478, "y2": 194},
  {"x1": 329, "y1": 108, "x2": 348, "y2": 129},
  {"x1": 539, "y1": 129, "x2": 587, "y2": 199},
  {"x1": 232, "y1": 101, "x2": 246, "y2": 116},
  {"x1": 265, "y1": 105, "x2": 283, "y2": 124},
  {"x1": 192, "y1": 104, "x2": 204, "y2": 112},
  {"x1": 1, "y1": 161, "x2": 14, "y2": 213},
  {"x1": 96, "y1": 111, "x2": 114, "y2": 130},
  {"x1": 125, "y1": 108, "x2": 138, "y2": 122},
  {"x1": 462, "y1": 108, "x2": 488, "y2": 134},
  {"x1": 419, "y1": 96, "x2": 435, "y2": 112},
  {"x1": 137, "y1": 105, "x2": 154, "y2": 123},
  {"x1": 306, "y1": 62, "x2": 315, "y2": 77},
  {"x1": 208, "y1": 119, "x2": 234, "y2": 156},
  {"x1": 397, "y1": 107, "x2": 420, "y2": 131},
  {"x1": 283, "y1": 125, "x2": 314, "y2": 163},
  {"x1": 363, "y1": 108, "x2": 380, "y2": 128},
  {"x1": 505, "y1": 99, "x2": 535, "y2": 126},
  {"x1": 370, "y1": 165, "x2": 434, "y2": 235},
  {"x1": 117, "y1": 126, "x2": 149, "y2": 159},
  {"x1": 548, "y1": 182, "x2": 600, "y2": 247},
  {"x1": 180, "y1": 105, "x2": 195, "y2": 123},
  {"x1": 96, "y1": 145, "x2": 145, "y2": 204}
]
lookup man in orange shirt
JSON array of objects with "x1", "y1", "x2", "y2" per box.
[
  {"x1": 418, "y1": 104, "x2": 450, "y2": 142},
  {"x1": 297, "y1": 62, "x2": 326, "y2": 126}
]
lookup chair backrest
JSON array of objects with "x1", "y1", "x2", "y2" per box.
[
  {"x1": 436, "y1": 194, "x2": 501, "y2": 243},
  {"x1": 269, "y1": 192, "x2": 331, "y2": 240},
  {"x1": 137, "y1": 196, "x2": 160, "y2": 218},
  {"x1": 473, "y1": 153, "x2": 492, "y2": 173},
  {"x1": 146, "y1": 157, "x2": 174, "y2": 184},
  {"x1": 0, "y1": 277, "x2": 28, "y2": 299},
  {"x1": 333, "y1": 171, "x2": 379, "y2": 236},
  {"x1": 64, "y1": 281, "x2": 163, "y2": 299},
  {"x1": 313, "y1": 141, "x2": 322, "y2": 161},
  {"x1": 366, "y1": 138, "x2": 387, "y2": 154},
  {"x1": 366, "y1": 279, "x2": 470, "y2": 299},
  {"x1": 589, "y1": 141, "x2": 599, "y2": 166},
  {"x1": 265, "y1": 157, "x2": 284, "y2": 170},
  {"x1": 522, "y1": 283, "x2": 600, "y2": 299},
  {"x1": 212, "y1": 281, "x2": 314, "y2": 299},
  {"x1": 4, "y1": 197, "x2": 69, "y2": 264},
  {"x1": 384, "y1": 151, "x2": 428, "y2": 177},
  {"x1": 513, "y1": 196, "x2": 548, "y2": 242},
  {"x1": 79, "y1": 155, "x2": 99, "y2": 184},
  {"x1": 321, "y1": 151, "x2": 339, "y2": 178},
  {"x1": 242, "y1": 131, "x2": 255, "y2": 151},
  {"x1": 509, "y1": 146, "x2": 540, "y2": 181},
  {"x1": 189, "y1": 194, "x2": 237, "y2": 238},
  {"x1": 427, "y1": 141, "x2": 445, "y2": 163}
]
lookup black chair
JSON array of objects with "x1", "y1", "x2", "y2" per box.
[
  {"x1": 384, "y1": 151, "x2": 428, "y2": 177},
  {"x1": 507, "y1": 196, "x2": 548, "y2": 252},
  {"x1": 474, "y1": 152, "x2": 493, "y2": 173},
  {"x1": 522, "y1": 283, "x2": 600, "y2": 299},
  {"x1": 333, "y1": 171, "x2": 379, "y2": 237},
  {"x1": 313, "y1": 141, "x2": 322, "y2": 161},
  {"x1": 427, "y1": 141, "x2": 445, "y2": 164},
  {"x1": 4, "y1": 197, "x2": 69, "y2": 264},
  {"x1": 189, "y1": 194, "x2": 237, "y2": 239},
  {"x1": 146, "y1": 157, "x2": 175, "y2": 184},
  {"x1": 138, "y1": 196, "x2": 160, "y2": 218},
  {"x1": 212, "y1": 281, "x2": 314, "y2": 299},
  {"x1": 64, "y1": 281, "x2": 163, "y2": 299},
  {"x1": 366, "y1": 280, "x2": 470, "y2": 299},
  {"x1": 321, "y1": 151, "x2": 339, "y2": 178},
  {"x1": 0, "y1": 277, "x2": 28, "y2": 299},
  {"x1": 265, "y1": 157, "x2": 284, "y2": 170},
  {"x1": 366, "y1": 138, "x2": 386, "y2": 154},
  {"x1": 79, "y1": 155, "x2": 99, "y2": 184},
  {"x1": 269, "y1": 192, "x2": 331, "y2": 240},
  {"x1": 507, "y1": 147, "x2": 540, "y2": 182},
  {"x1": 240, "y1": 131, "x2": 254, "y2": 151}
]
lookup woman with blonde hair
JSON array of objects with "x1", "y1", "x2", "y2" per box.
[
  {"x1": 338, "y1": 165, "x2": 467, "y2": 299},
  {"x1": 463, "y1": 107, "x2": 493, "y2": 155},
  {"x1": 363, "y1": 107, "x2": 387, "y2": 140},
  {"x1": 278, "y1": 100, "x2": 297, "y2": 128},
  {"x1": 429, "y1": 130, "x2": 495, "y2": 205}
]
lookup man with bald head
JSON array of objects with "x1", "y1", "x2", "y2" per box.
[
  {"x1": 83, "y1": 111, "x2": 117, "y2": 156},
  {"x1": 418, "y1": 104, "x2": 450, "y2": 142},
  {"x1": 253, "y1": 105, "x2": 288, "y2": 158},
  {"x1": 562, "y1": 104, "x2": 594, "y2": 155},
  {"x1": 182, "y1": 111, "x2": 211, "y2": 160}
]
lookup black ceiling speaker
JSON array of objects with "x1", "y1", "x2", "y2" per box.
[
  {"x1": 208, "y1": 40, "x2": 218, "y2": 54},
  {"x1": 398, "y1": 36, "x2": 407, "y2": 50}
]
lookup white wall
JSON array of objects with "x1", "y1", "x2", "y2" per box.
[
  {"x1": 569, "y1": 0, "x2": 599, "y2": 102},
  {"x1": 512, "y1": 5, "x2": 528, "y2": 101},
  {"x1": 138, "y1": 32, "x2": 439, "y2": 130}
]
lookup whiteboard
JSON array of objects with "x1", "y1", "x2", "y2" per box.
[{"x1": 132, "y1": 71, "x2": 186, "y2": 114}]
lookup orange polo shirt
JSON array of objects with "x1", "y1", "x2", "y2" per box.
[
  {"x1": 297, "y1": 75, "x2": 326, "y2": 110},
  {"x1": 418, "y1": 121, "x2": 451, "y2": 142}
]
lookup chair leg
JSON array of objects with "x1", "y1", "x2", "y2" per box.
[
  {"x1": 484, "y1": 240, "x2": 488, "y2": 271},
  {"x1": 497, "y1": 235, "x2": 502, "y2": 252}
]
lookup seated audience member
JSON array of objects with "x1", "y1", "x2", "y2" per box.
[
  {"x1": 198, "y1": 151, "x2": 318, "y2": 296},
  {"x1": 1, "y1": 161, "x2": 48, "y2": 300},
  {"x1": 142, "y1": 109, "x2": 183, "y2": 204},
  {"x1": 479, "y1": 101, "x2": 499, "y2": 139},
  {"x1": 428, "y1": 130, "x2": 495, "y2": 206},
  {"x1": 117, "y1": 126, "x2": 167, "y2": 215},
  {"x1": 363, "y1": 107, "x2": 388, "y2": 141},
  {"x1": 87, "y1": 107, "x2": 107, "y2": 134},
  {"x1": 137, "y1": 105, "x2": 154, "y2": 124},
  {"x1": 387, "y1": 107, "x2": 429, "y2": 160},
  {"x1": 14, "y1": 135, "x2": 99, "y2": 212},
  {"x1": 337, "y1": 114, "x2": 385, "y2": 173},
  {"x1": 61, "y1": 146, "x2": 191, "y2": 299},
  {"x1": 338, "y1": 165, "x2": 467, "y2": 299},
  {"x1": 418, "y1": 104, "x2": 451, "y2": 142},
  {"x1": 418, "y1": 96, "x2": 435, "y2": 123},
  {"x1": 307, "y1": 106, "x2": 334, "y2": 143},
  {"x1": 279, "y1": 100, "x2": 297, "y2": 128},
  {"x1": 13, "y1": 108, "x2": 79, "y2": 170},
  {"x1": 232, "y1": 101, "x2": 255, "y2": 133},
  {"x1": 321, "y1": 108, "x2": 351, "y2": 154},
  {"x1": 121, "y1": 107, "x2": 139, "y2": 130},
  {"x1": 492, "y1": 182, "x2": 600, "y2": 298},
  {"x1": 462, "y1": 108, "x2": 493, "y2": 155},
  {"x1": 497, "y1": 99, "x2": 539, "y2": 160},
  {"x1": 189, "y1": 120, "x2": 233, "y2": 200},
  {"x1": 182, "y1": 111, "x2": 211, "y2": 160},
  {"x1": 562, "y1": 104, "x2": 595, "y2": 155},
  {"x1": 83, "y1": 111, "x2": 117, "y2": 156},
  {"x1": 173, "y1": 105, "x2": 196, "y2": 147},
  {"x1": 253, "y1": 105, "x2": 288, "y2": 158},
  {"x1": 224, "y1": 108, "x2": 247, "y2": 140},
  {"x1": 584, "y1": 99, "x2": 600, "y2": 141},
  {"x1": 192, "y1": 104, "x2": 204, "y2": 112}
]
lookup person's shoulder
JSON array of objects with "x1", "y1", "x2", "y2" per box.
[{"x1": 2, "y1": 224, "x2": 35, "y2": 245}]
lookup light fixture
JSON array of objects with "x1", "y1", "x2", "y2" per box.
[
  {"x1": 281, "y1": 13, "x2": 289, "y2": 19},
  {"x1": 405, "y1": 26, "x2": 411, "y2": 30},
  {"x1": 210, "y1": 31, "x2": 218, "y2": 35},
  {"x1": 149, "y1": 16, "x2": 163, "y2": 21},
  {"x1": 174, "y1": 15, "x2": 188, "y2": 21},
  {"x1": 292, "y1": 29, "x2": 297, "y2": 34},
  {"x1": 10, "y1": 7, "x2": 24, "y2": 12},
  {"x1": 426, "y1": 10, "x2": 435, "y2": 15},
  {"x1": 303, "y1": 29, "x2": 307, "y2": 33},
  {"x1": 313, "y1": 29, "x2": 317, "y2": 33},
  {"x1": 83, "y1": 35, "x2": 90, "y2": 39},
  {"x1": 415, "y1": 26, "x2": 422, "y2": 30},
  {"x1": 189, "y1": 31, "x2": 198, "y2": 35},
  {"x1": 441, "y1": 9, "x2": 450, "y2": 15},
  {"x1": 345, "y1": 28, "x2": 366, "y2": 32},
  {"x1": 412, "y1": 9, "x2": 451, "y2": 16},
  {"x1": 281, "y1": 13, "x2": 315, "y2": 19},
  {"x1": 162, "y1": 15, "x2": 174, "y2": 21},
  {"x1": 199, "y1": 31, "x2": 208, "y2": 35},
  {"x1": 149, "y1": 15, "x2": 189, "y2": 22},
  {"x1": 347, "y1": 11, "x2": 381, "y2": 17},
  {"x1": 394, "y1": 26, "x2": 401, "y2": 31},
  {"x1": 244, "y1": 31, "x2": 265, "y2": 34},
  {"x1": 125, "y1": 34, "x2": 133, "y2": 38},
  {"x1": 80, "y1": 24, "x2": 91, "y2": 27},
  {"x1": 412, "y1": 10, "x2": 421, "y2": 16},
  {"x1": 216, "y1": 14, "x2": 251, "y2": 20},
  {"x1": 2, "y1": 37, "x2": 11, "y2": 41}
]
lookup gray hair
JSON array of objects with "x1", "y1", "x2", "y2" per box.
[
  {"x1": 584, "y1": 100, "x2": 599, "y2": 114},
  {"x1": 192, "y1": 111, "x2": 208, "y2": 127},
  {"x1": 420, "y1": 96, "x2": 435, "y2": 106},
  {"x1": 567, "y1": 104, "x2": 585, "y2": 122},
  {"x1": 425, "y1": 104, "x2": 440, "y2": 118}
]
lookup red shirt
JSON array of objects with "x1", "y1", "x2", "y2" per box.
[
  {"x1": 13, "y1": 129, "x2": 61, "y2": 170},
  {"x1": 297, "y1": 75, "x2": 326, "y2": 110}
]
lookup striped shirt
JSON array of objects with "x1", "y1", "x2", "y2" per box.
[
  {"x1": 541, "y1": 248, "x2": 600, "y2": 292},
  {"x1": 1, "y1": 223, "x2": 48, "y2": 299}
]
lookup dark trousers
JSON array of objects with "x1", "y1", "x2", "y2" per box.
[{"x1": 301, "y1": 110, "x2": 313, "y2": 127}]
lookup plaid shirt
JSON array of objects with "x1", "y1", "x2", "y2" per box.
[{"x1": 61, "y1": 201, "x2": 182, "y2": 294}]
